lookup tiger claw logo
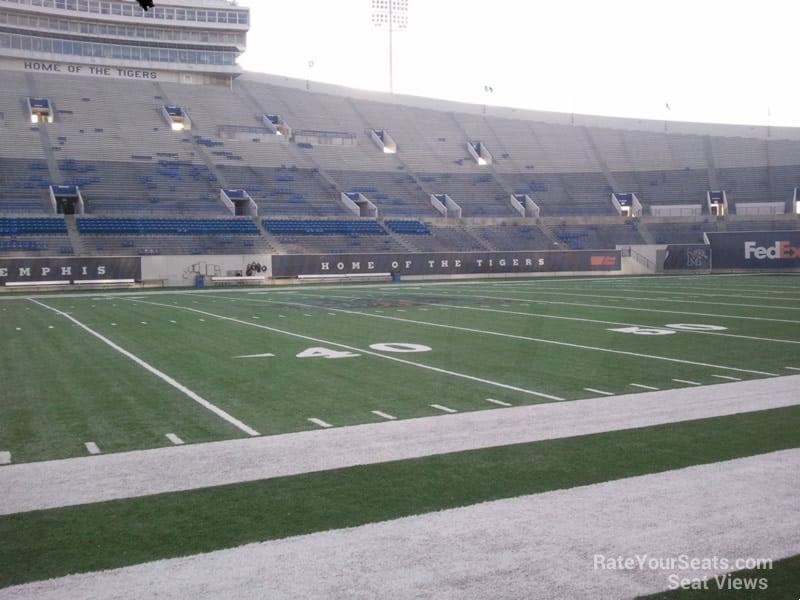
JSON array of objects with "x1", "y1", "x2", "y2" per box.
[{"x1": 744, "y1": 241, "x2": 800, "y2": 260}]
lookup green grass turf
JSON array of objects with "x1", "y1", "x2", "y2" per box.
[
  {"x1": 1, "y1": 274, "x2": 798, "y2": 463},
  {"x1": 1, "y1": 404, "x2": 798, "y2": 589},
  {"x1": 639, "y1": 554, "x2": 800, "y2": 599}
]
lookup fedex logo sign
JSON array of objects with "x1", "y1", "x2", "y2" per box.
[{"x1": 743, "y1": 241, "x2": 800, "y2": 260}]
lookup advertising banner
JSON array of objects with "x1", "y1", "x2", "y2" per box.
[{"x1": 706, "y1": 231, "x2": 800, "y2": 269}]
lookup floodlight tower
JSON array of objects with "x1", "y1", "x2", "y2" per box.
[{"x1": 371, "y1": 0, "x2": 409, "y2": 94}]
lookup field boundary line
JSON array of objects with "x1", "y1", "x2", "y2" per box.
[
  {"x1": 28, "y1": 298, "x2": 260, "y2": 437},
  {"x1": 125, "y1": 299, "x2": 563, "y2": 402},
  {"x1": 227, "y1": 296, "x2": 780, "y2": 377}
]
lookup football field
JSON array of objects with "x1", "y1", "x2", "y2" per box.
[{"x1": 1, "y1": 273, "x2": 799, "y2": 597}]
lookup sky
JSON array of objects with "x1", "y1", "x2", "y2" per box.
[{"x1": 237, "y1": 0, "x2": 799, "y2": 127}]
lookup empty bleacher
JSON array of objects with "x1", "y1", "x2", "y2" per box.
[
  {"x1": 76, "y1": 217, "x2": 269, "y2": 256},
  {"x1": 0, "y1": 217, "x2": 73, "y2": 255},
  {"x1": 1, "y1": 68, "x2": 799, "y2": 259}
]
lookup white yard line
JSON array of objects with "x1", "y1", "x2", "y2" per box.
[
  {"x1": 234, "y1": 296, "x2": 780, "y2": 378},
  {"x1": 430, "y1": 404, "x2": 458, "y2": 414},
  {"x1": 1, "y1": 375, "x2": 797, "y2": 516},
  {"x1": 394, "y1": 289, "x2": 800, "y2": 325},
  {"x1": 712, "y1": 375, "x2": 741, "y2": 381},
  {"x1": 28, "y1": 299, "x2": 260, "y2": 438},
  {"x1": 0, "y1": 452, "x2": 10, "y2": 465},
  {"x1": 672, "y1": 378, "x2": 701, "y2": 386},
  {"x1": 125, "y1": 299, "x2": 564, "y2": 402},
  {"x1": 5, "y1": 449, "x2": 798, "y2": 600},
  {"x1": 468, "y1": 286, "x2": 800, "y2": 313},
  {"x1": 420, "y1": 300, "x2": 800, "y2": 346},
  {"x1": 165, "y1": 434, "x2": 184, "y2": 446},
  {"x1": 584, "y1": 388, "x2": 613, "y2": 396},
  {"x1": 308, "y1": 418, "x2": 333, "y2": 429},
  {"x1": 785, "y1": 366, "x2": 800, "y2": 372},
  {"x1": 381, "y1": 289, "x2": 800, "y2": 329},
  {"x1": 630, "y1": 383, "x2": 660, "y2": 391}
]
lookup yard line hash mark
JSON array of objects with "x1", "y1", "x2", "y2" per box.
[
  {"x1": 712, "y1": 375, "x2": 742, "y2": 381},
  {"x1": 166, "y1": 433, "x2": 184, "y2": 446},
  {"x1": 29, "y1": 298, "x2": 260, "y2": 437},
  {"x1": 431, "y1": 404, "x2": 458, "y2": 413},
  {"x1": 673, "y1": 378, "x2": 702, "y2": 386},
  {"x1": 84, "y1": 442, "x2": 101, "y2": 455},
  {"x1": 630, "y1": 383, "x2": 660, "y2": 391},
  {"x1": 0, "y1": 452, "x2": 10, "y2": 465},
  {"x1": 584, "y1": 388, "x2": 614, "y2": 396},
  {"x1": 486, "y1": 398, "x2": 512, "y2": 407},
  {"x1": 308, "y1": 418, "x2": 333, "y2": 429},
  {"x1": 371, "y1": 410, "x2": 397, "y2": 420}
]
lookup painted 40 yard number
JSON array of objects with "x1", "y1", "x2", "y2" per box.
[
  {"x1": 297, "y1": 343, "x2": 432, "y2": 359},
  {"x1": 608, "y1": 324, "x2": 727, "y2": 336},
  {"x1": 235, "y1": 343, "x2": 431, "y2": 360}
]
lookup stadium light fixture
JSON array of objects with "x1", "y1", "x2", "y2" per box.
[{"x1": 371, "y1": 0, "x2": 409, "y2": 94}]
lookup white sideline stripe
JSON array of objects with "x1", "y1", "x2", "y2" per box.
[
  {"x1": 371, "y1": 410, "x2": 397, "y2": 420},
  {"x1": 238, "y1": 296, "x2": 780, "y2": 378},
  {"x1": 431, "y1": 404, "x2": 457, "y2": 413},
  {"x1": 584, "y1": 388, "x2": 613, "y2": 396},
  {"x1": 28, "y1": 299, "x2": 260, "y2": 438},
  {"x1": 0, "y1": 451, "x2": 10, "y2": 465},
  {"x1": 785, "y1": 366, "x2": 800, "y2": 372},
  {"x1": 308, "y1": 418, "x2": 333, "y2": 429},
  {"x1": 630, "y1": 383, "x2": 660, "y2": 391},
  {"x1": 672, "y1": 378, "x2": 702, "y2": 386},
  {"x1": 712, "y1": 374, "x2": 741, "y2": 381},
  {"x1": 486, "y1": 398, "x2": 511, "y2": 407},
  {"x1": 84, "y1": 442, "x2": 100, "y2": 455},
  {"x1": 166, "y1": 433, "x2": 184, "y2": 446},
  {"x1": 127, "y1": 299, "x2": 564, "y2": 402}
]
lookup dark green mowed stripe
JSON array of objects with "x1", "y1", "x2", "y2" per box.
[
  {"x1": 639, "y1": 554, "x2": 800, "y2": 599},
  {"x1": 1, "y1": 405, "x2": 799, "y2": 589}
]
